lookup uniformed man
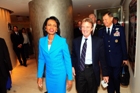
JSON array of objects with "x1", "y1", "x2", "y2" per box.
[{"x1": 98, "y1": 11, "x2": 128, "y2": 93}]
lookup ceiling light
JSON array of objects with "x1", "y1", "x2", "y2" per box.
[
  {"x1": 78, "y1": 13, "x2": 80, "y2": 16},
  {"x1": 88, "y1": 5, "x2": 91, "y2": 7}
]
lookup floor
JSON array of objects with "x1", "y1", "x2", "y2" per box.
[{"x1": 8, "y1": 57, "x2": 131, "y2": 93}]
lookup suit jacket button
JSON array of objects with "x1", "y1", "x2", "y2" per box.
[
  {"x1": 109, "y1": 50, "x2": 111, "y2": 52},
  {"x1": 108, "y1": 41, "x2": 110, "y2": 42},
  {"x1": 108, "y1": 45, "x2": 110, "y2": 47}
]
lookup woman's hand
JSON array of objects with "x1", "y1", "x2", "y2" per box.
[
  {"x1": 37, "y1": 78, "x2": 43, "y2": 88},
  {"x1": 67, "y1": 80, "x2": 73, "y2": 91}
]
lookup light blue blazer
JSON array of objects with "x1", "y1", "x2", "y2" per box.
[{"x1": 37, "y1": 34, "x2": 72, "y2": 81}]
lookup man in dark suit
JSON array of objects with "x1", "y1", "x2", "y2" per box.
[
  {"x1": 113, "y1": 17, "x2": 121, "y2": 26},
  {"x1": 72, "y1": 18, "x2": 109, "y2": 93},
  {"x1": 0, "y1": 38, "x2": 12, "y2": 93},
  {"x1": 74, "y1": 21, "x2": 83, "y2": 39},
  {"x1": 10, "y1": 26, "x2": 27, "y2": 67},
  {"x1": 89, "y1": 14, "x2": 103, "y2": 36},
  {"x1": 97, "y1": 19, "x2": 102, "y2": 26},
  {"x1": 98, "y1": 11, "x2": 128, "y2": 93}
]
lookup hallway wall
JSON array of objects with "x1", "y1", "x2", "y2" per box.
[
  {"x1": 29, "y1": 0, "x2": 73, "y2": 59},
  {"x1": 123, "y1": 0, "x2": 140, "y2": 92},
  {"x1": 10, "y1": 15, "x2": 30, "y2": 29},
  {"x1": 0, "y1": 8, "x2": 17, "y2": 67}
]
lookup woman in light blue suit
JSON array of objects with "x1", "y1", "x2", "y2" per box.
[{"x1": 37, "y1": 16, "x2": 73, "y2": 93}]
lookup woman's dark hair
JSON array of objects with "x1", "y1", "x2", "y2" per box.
[{"x1": 42, "y1": 16, "x2": 61, "y2": 36}]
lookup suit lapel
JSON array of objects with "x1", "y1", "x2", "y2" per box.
[
  {"x1": 103, "y1": 28, "x2": 108, "y2": 38},
  {"x1": 77, "y1": 37, "x2": 82, "y2": 61},
  {"x1": 49, "y1": 34, "x2": 59, "y2": 54},
  {"x1": 42, "y1": 36, "x2": 49, "y2": 53},
  {"x1": 95, "y1": 25, "x2": 97, "y2": 31}
]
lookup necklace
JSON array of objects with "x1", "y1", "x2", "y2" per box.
[{"x1": 48, "y1": 39, "x2": 53, "y2": 42}]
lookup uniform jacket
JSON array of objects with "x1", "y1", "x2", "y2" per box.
[{"x1": 98, "y1": 25, "x2": 128, "y2": 67}]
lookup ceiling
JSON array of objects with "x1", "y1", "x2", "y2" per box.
[{"x1": 0, "y1": 0, "x2": 121, "y2": 21}]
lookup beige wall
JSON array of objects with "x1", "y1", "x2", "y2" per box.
[
  {"x1": 123, "y1": 0, "x2": 140, "y2": 92},
  {"x1": 0, "y1": 8, "x2": 17, "y2": 67}
]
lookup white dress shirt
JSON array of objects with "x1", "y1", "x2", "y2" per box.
[
  {"x1": 106, "y1": 24, "x2": 113, "y2": 35},
  {"x1": 22, "y1": 33, "x2": 30, "y2": 44},
  {"x1": 80, "y1": 35, "x2": 92, "y2": 65},
  {"x1": 92, "y1": 23, "x2": 96, "y2": 34},
  {"x1": 15, "y1": 32, "x2": 18, "y2": 35}
]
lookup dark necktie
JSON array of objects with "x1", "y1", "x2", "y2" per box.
[
  {"x1": 108, "y1": 28, "x2": 110, "y2": 36},
  {"x1": 80, "y1": 38, "x2": 87, "y2": 71}
]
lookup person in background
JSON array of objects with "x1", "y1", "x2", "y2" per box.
[
  {"x1": 26, "y1": 28, "x2": 34, "y2": 55},
  {"x1": 0, "y1": 38, "x2": 12, "y2": 93},
  {"x1": 97, "y1": 19, "x2": 102, "y2": 26},
  {"x1": 22, "y1": 28, "x2": 30, "y2": 59},
  {"x1": 73, "y1": 21, "x2": 82, "y2": 39},
  {"x1": 89, "y1": 13, "x2": 103, "y2": 36},
  {"x1": 113, "y1": 17, "x2": 121, "y2": 26},
  {"x1": 98, "y1": 11, "x2": 128, "y2": 93},
  {"x1": 10, "y1": 26, "x2": 27, "y2": 67},
  {"x1": 37, "y1": 16, "x2": 73, "y2": 93},
  {"x1": 72, "y1": 18, "x2": 109, "y2": 93}
]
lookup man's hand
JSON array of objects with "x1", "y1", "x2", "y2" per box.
[
  {"x1": 103, "y1": 76, "x2": 109, "y2": 83},
  {"x1": 123, "y1": 60, "x2": 128, "y2": 65},
  {"x1": 72, "y1": 67, "x2": 76, "y2": 78},
  {"x1": 17, "y1": 44, "x2": 22, "y2": 48},
  {"x1": 9, "y1": 71, "x2": 12, "y2": 74}
]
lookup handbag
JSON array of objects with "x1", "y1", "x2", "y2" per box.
[
  {"x1": 6, "y1": 75, "x2": 12, "y2": 90},
  {"x1": 120, "y1": 64, "x2": 130, "y2": 86}
]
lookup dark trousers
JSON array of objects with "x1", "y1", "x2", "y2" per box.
[
  {"x1": 13, "y1": 47, "x2": 26, "y2": 65},
  {"x1": 76, "y1": 67, "x2": 97, "y2": 93},
  {"x1": 23, "y1": 43, "x2": 29, "y2": 58},
  {"x1": 107, "y1": 66, "x2": 121, "y2": 93},
  {"x1": 0, "y1": 77, "x2": 7, "y2": 93}
]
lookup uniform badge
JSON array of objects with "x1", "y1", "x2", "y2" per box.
[
  {"x1": 114, "y1": 31, "x2": 120, "y2": 36},
  {"x1": 116, "y1": 28, "x2": 119, "y2": 30},
  {"x1": 115, "y1": 39, "x2": 118, "y2": 43}
]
